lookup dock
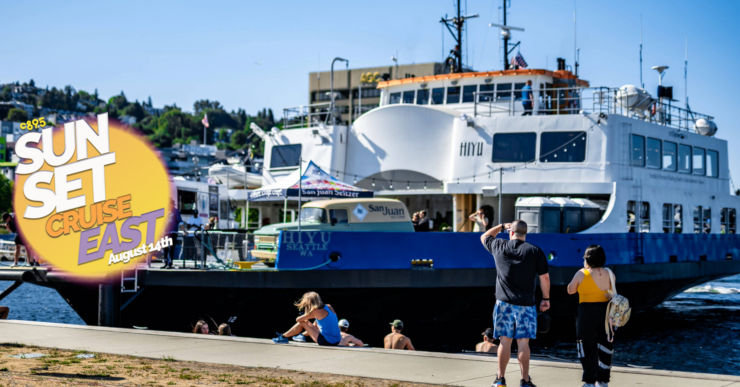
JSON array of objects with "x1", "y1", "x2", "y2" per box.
[{"x1": 1, "y1": 320, "x2": 738, "y2": 386}]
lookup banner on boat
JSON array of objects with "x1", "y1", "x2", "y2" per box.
[{"x1": 12, "y1": 113, "x2": 172, "y2": 276}]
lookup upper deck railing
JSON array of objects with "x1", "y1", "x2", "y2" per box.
[{"x1": 472, "y1": 86, "x2": 714, "y2": 132}]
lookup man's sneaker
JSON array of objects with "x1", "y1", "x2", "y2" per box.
[
  {"x1": 492, "y1": 375, "x2": 506, "y2": 387},
  {"x1": 520, "y1": 377, "x2": 536, "y2": 387},
  {"x1": 292, "y1": 334, "x2": 306, "y2": 342},
  {"x1": 272, "y1": 333, "x2": 289, "y2": 344}
]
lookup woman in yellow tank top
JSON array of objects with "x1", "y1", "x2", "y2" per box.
[{"x1": 567, "y1": 245, "x2": 615, "y2": 387}]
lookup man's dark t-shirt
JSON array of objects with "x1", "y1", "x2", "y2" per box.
[{"x1": 484, "y1": 236, "x2": 549, "y2": 306}]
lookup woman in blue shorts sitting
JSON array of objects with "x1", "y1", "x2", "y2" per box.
[{"x1": 273, "y1": 291, "x2": 341, "y2": 346}]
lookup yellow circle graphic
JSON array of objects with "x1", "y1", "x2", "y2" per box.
[{"x1": 13, "y1": 115, "x2": 171, "y2": 276}]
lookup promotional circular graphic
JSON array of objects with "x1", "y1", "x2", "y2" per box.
[{"x1": 13, "y1": 113, "x2": 172, "y2": 276}]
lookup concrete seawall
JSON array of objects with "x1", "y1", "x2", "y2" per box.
[{"x1": 1, "y1": 320, "x2": 738, "y2": 387}]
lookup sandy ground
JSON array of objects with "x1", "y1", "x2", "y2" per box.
[{"x1": 0, "y1": 343, "x2": 437, "y2": 387}]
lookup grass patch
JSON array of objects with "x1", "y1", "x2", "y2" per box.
[
  {"x1": 0, "y1": 367, "x2": 8, "y2": 372},
  {"x1": 259, "y1": 376, "x2": 295, "y2": 384},
  {"x1": 179, "y1": 373, "x2": 201, "y2": 380},
  {"x1": 78, "y1": 369, "x2": 111, "y2": 377},
  {"x1": 161, "y1": 355, "x2": 176, "y2": 362}
]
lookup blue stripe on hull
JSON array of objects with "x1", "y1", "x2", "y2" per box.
[{"x1": 276, "y1": 231, "x2": 740, "y2": 270}]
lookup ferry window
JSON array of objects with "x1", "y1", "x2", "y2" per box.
[
  {"x1": 721, "y1": 208, "x2": 736, "y2": 234},
  {"x1": 631, "y1": 135, "x2": 645, "y2": 167},
  {"x1": 462, "y1": 85, "x2": 477, "y2": 103},
  {"x1": 539, "y1": 131, "x2": 586, "y2": 163},
  {"x1": 496, "y1": 83, "x2": 513, "y2": 101},
  {"x1": 678, "y1": 144, "x2": 692, "y2": 173},
  {"x1": 663, "y1": 204, "x2": 682, "y2": 233},
  {"x1": 270, "y1": 144, "x2": 302, "y2": 169},
  {"x1": 706, "y1": 150, "x2": 719, "y2": 178},
  {"x1": 402, "y1": 90, "x2": 414, "y2": 104},
  {"x1": 492, "y1": 132, "x2": 537, "y2": 163},
  {"x1": 663, "y1": 141, "x2": 677, "y2": 171},
  {"x1": 692, "y1": 147, "x2": 705, "y2": 175},
  {"x1": 416, "y1": 89, "x2": 429, "y2": 105},
  {"x1": 694, "y1": 206, "x2": 711, "y2": 234},
  {"x1": 514, "y1": 83, "x2": 526, "y2": 100},
  {"x1": 646, "y1": 138, "x2": 662, "y2": 169},
  {"x1": 329, "y1": 209, "x2": 349, "y2": 224},
  {"x1": 628, "y1": 201, "x2": 650, "y2": 233},
  {"x1": 431, "y1": 88, "x2": 445, "y2": 104},
  {"x1": 446, "y1": 86, "x2": 461, "y2": 104},
  {"x1": 389, "y1": 92, "x2": 401, "y2": 105},
  {"x1": 479, "y1": 84, "x2": 494, "y2": 102}
]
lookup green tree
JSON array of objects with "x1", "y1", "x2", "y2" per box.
[
  {"x1": 121, "y1": 101, "x2": 146, "y2": 123},
  {"x1": 230, "y1": 130, "x2": 249, "y2": 150},
  {"x1": 29, "y1": 79, "x2": 35, "y2": 87},
  {"x1": 0, "y1": 174, "x2": 13, "y2": 214},
  {"x1": 6, "y1": 108, "x2": 28, "y2": 122},
  {"x1": 193, "y1": 99, "x2": 223, "y2": 114}
]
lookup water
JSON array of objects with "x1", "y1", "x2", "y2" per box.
[
  {"x1": 1, "y1": 276, "x2": 739, "y2": 375},
  {"x1": 532, "y1": 274, "x2": 740, "y2": 376}
]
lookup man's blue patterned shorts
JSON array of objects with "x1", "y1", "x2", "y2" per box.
[{"x1": 493, "y1": 300, "x2": 537, "y2": 339}]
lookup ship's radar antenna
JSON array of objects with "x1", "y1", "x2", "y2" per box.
[
  {"x1": 489, "y1": 0, "x2": 524, "y2": 70},
  {"x1": 439, "y1": 1, "x2": 478, "y2": 73}
]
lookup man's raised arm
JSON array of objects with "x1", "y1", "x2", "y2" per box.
[{"x1": 480, "y1": 222, "x2": 508, "y2": 245}]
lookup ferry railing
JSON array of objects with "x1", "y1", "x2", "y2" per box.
[
  {"x1": 283, "y1": 102, "x2": 351, "y2": 129},
  {"x1": 473, "y1": 86, "x2": 714, "y2": 132}
]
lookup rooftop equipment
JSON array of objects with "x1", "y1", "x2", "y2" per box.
[{"x1": 515, "y1": 197, "x2": 561, "y2": 234}]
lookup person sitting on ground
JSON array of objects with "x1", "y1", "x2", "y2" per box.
[
  {"x1": 384, "y1": 320, "x2": 414, "y2": 350},
  {"x1": 337, "y1": 319, "x2": 364, "y2": 347},
  {"x1": 218, "y1": 323, "x2": 234, "y2": 336},
  {"x1": 476, "y1": 328, "x2": 499, "y2": 353},
  {"x1": 193, "y1": 319, "x2": 210, "y2": 334},
  {"x1": 2, "y1": 212, "x2": 37, "y2": 267},
  {"x1": 273, "y1": 291, "x2": 342, "y2": 346},
  {"x1": 0, "y1": 306, "x2": 9, "y2": 319}
]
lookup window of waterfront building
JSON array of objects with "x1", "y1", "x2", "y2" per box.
[
  {"x1": 447, "y1": 86, "x2": 461, "y2": 104},
  {"x1": 692, "y1": 147, "x2": 705, "y2": 175},
  {"x1": 663, "y1": 203, "x2": 682, "y2": 233},
  {"x1": 360, "y1": 88, "x2": 381, "y2": 98},
  {"x1": 663, "y1": 141, "x2": 677, "y2": 171},
  {"x1": 496, "y1": 83, "x2": 512, "y2": 101},
  {"x1": 270, "y1": 144, "x2": 302, "y2": 169},
  {"x1": 416, "y1": 89, "x2": 430, "y2": 105},
  {"x1": 646, "y1": 138, "x2": 662, "y2": 169},
  {"x1": 678, "y1": 144, "x2": 692, "y2": 173},
  {"x1": 463, "y1": 85, "x2": 477, "y2": 103},
  {"x1": 514, "y1": 83, "x2": 527, "y2": 100},
  {"x1": 628, "y1": 201, "x2": 650, "y2": 233},
  {"x1": 431, "y1": 88, "x2": 445, "y2": 104},
  {"x1": 389, "y1": 92, "x2": 401, "y2": 105},
  {"x1": 539, "y1": 131, "x2": 586, "y2": 163},
  {"x1": 479, "y1": 84, "x2": 494, "y2": 102},
  {"x1": 402, "y1": 90, "x2": 415, "y2": 104},
  {"x1": 492, "y1": 132, "x2": 537, "y2": 163},
  {"x1": 706, "y1": 150, "x2": 719, "y2": 178},
  {"x1": 721, "y1": 208, "x2": 736, "y2": 234},
  {"x1": 631, "y1": 135, "x2": 645, "y2": 167},
  {"x1": 329, "y1": 209, "x2": 349, "y2": 224}
]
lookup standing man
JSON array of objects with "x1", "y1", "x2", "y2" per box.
[
  {"x1": 2, "y1": 212, "x2": 36, "y2": 267},
  {"x1": 162, "y1": 199, "x2": 185, "y2": 269},
  {"x1": 480, "y1": 220, "x2": 550, "y2": 387},
  {"x1": 416, "y1": 211, "x2": 430, "y2": 232},
  {"x1": 384, "y1": 320, "x2": 415, "y2": 350},
  {"x1": 521, "y1": 80, "x2": 534, "y2": 116}
]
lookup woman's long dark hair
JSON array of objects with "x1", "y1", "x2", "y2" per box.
[{"x1": 583, "y1": 245, "x2": 606, "y2": 268}]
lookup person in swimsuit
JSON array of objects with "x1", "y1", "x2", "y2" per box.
[
  {"x1": 383, "y1": 320, "x2": 415, "y2": 350},
  {"x1": 273, "y1": 292, "x2": 341, "y2": 346},
  {"x1": 567, "y1": 245, "x2": 614, "y2": 387},
  {"x1": 476, "y1": 328, "x2": 499, "y2": 353}
]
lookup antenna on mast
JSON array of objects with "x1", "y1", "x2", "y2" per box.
[
  {"x1": 574, "y1": 2, "x2": 578, "y2": 76},
  {"x1": 439, "y1": 1, "x2": 478, "y2": 73},
  {"x1": 490, "y1": 0, "x2": 524, "y2": 70},
  {"x1": 685, "y1": 35, "x2": 688, "y2": 110},
  {"x1": 640, "y1": 15, "x2": 644, "y2": 88}
]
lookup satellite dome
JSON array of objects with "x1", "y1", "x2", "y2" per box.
[{"x1": 694, "y1": 119, "x2": 718, "y2": 136}]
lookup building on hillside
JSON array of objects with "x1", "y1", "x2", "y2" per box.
[
  {"x1": 0, "y1": 100, "x2": 35, "y2": 119},
  {"x1": 305, "y1": 62, "x2": 447, "y2": 125}
]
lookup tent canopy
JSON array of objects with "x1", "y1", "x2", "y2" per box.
[{"x1": 247, "y1": 161, "x2": 374, "y2": 201}]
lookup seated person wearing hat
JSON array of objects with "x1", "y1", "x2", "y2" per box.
[
  {"x1": 384, "y1": 320, "x2": 415, "y2": 350},
  {"x1": 476, "y1": 328, "x2": 500, "y2": 353},
  {"x1": 338, "y1": 319, "x2": 364, "y2": 347}
]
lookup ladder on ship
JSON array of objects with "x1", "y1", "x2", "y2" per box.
[{"x1": 632, "y1": 184, "x2": 645, "y2": 264}]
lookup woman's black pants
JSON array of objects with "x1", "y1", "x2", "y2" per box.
[{"x1": 576, "y1": 302, "x2": 612, "y2": 384}]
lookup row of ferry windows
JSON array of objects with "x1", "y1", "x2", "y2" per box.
[
  {"x1": 631, "y1": 134, "x2": 719, "y2": 177},
  {"x1": 492, "y1": 131, "x2": 586, "y2": 163},
  {"x1": 388, "y1": 82, "x2": 543, "y2": 105},
  {"x1": 628, "y1": 201, "x2": 736, "y2": 234}
]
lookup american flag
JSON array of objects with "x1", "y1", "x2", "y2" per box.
[
  {"x1": 201, "y1": 113, "x2": 209, "y2": 128},
  {"x1": 510, "y1": 52, "x2": 528, "y2": 69}
]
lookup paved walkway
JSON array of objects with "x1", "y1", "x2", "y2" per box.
[{"x1": 1, "y1": 321, "x2": 738, "y2": 387}]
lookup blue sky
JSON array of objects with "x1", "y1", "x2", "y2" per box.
[{"x1": 4, "y1": 0, "x2": 740, "y2": 190}]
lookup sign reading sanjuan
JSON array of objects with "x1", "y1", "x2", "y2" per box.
[{"x1": 13, "y1": 113, "x2": 172, "y2": 276}]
